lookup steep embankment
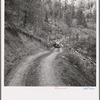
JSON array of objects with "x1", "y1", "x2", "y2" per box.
[
  {"x1": 5, "y1": 24, "x2": 47, "y2": 85},
  {"x1": 55, "y1": 46, "x2": 96, "y2": 86}
]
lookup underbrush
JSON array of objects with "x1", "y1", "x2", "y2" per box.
[
  {"x1": 62, "y1": 43, "x2": 96, "y2": 86},
  {"x1": 73, "y1": 35, "x2": 96, "y2": 62},
  {"x1": 56, "y1": 43, "x2": 96, "y2": 86}
]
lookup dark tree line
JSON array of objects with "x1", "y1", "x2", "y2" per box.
[
  {"x1": 5, "y1": 0, "x2": 96, "y2": 30},
  {"x1": 5, "y1": 0, "x2": 43, "y2": 30}
]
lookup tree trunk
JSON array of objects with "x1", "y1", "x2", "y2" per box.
[
  {"x1": 23, "y1": 11, "x2": 27, "y2": 28},
  {"x1": 17, "y1": 9, "x2": 20, "y2": 24}
]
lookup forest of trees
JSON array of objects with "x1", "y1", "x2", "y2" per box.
[{"x1": 5, "y1": 0, "x2": 96, "y2": 30}]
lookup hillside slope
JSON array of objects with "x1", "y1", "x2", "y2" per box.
[{"x1": 5, "y1": 24, "x2": 47, "y2": 85}]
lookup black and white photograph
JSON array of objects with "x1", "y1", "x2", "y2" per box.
[{"x1": 5, "y1": 0, "x2": 96, "y2": 86}]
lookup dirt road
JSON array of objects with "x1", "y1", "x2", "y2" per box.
[
  {"x1": 8, "y1": 51, "x2": 49, "y2": 86},
  {"x1": 39, "y1": 48, "x2": 64, "y2": 86},
  {"x1": 8, "y1": 48, "x2": 63, "y2": 86}
]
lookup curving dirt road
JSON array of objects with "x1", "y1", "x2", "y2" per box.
[
  {"x1": 8, "y1": 48, "x2": 63, "y2": 86},
  {"x1": 8, "y1": 51, "x2": 49, "y2": 86},
  {"x1": 39, "y1": 48, "x2": 64, "y2": 86}
]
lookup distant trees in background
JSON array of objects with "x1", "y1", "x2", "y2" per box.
[
  {"x1": 5, "y1": 0, "x2": 96, "y2": 29},
  {"x1": 5, "y1": 0, "x2": 43, "y2": 29},
  {"x1": 77, "y1": 9, "x2": 87, "y2": 28},
  {"x1": 64, "y1": 9, "x2": 72, "y2": 27}
]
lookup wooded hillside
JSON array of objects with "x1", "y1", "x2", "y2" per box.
[{"x1": 5, "y1": 0, "x2": 96, "y2": 86}]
